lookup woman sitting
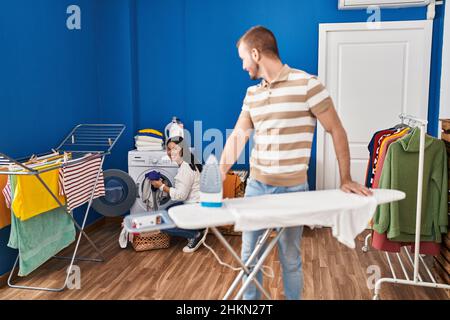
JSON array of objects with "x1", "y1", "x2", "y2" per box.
[{"x1": 150, "y1": 136, "x2": 207, "y2": 253}]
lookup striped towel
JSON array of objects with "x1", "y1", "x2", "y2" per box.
[
  {"x1": 59, "y1": 156, "x2": 105, "y2": 211},
  {"x1": 2, "y1": 180, "x2": 11, "y2": 208}
]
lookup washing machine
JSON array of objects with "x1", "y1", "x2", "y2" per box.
[
  {"x1": 128, "y1": 149, "x2": 179, "y2": 214},
  {"x1": 91, "y1": 149, "x2": 189, "y2": 217}
]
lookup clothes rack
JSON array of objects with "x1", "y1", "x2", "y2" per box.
[
  {"x1": 0, "y1": 124, "x2": 125, "y2": 292},
  {"x1": 361, "y1": 113, "x2": 450, "y2": 300}
]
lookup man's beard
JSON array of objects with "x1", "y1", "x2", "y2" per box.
[{"x1": 250, "y1": 63, "x2": 260, "y2": 80}]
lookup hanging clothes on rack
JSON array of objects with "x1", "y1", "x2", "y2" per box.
[
  {"x1": 2, "y1": 180, "x2": 11, "y2": 208},
  {"x1": 1, "y1": 154, "x2": 69, "y2": 212},
  {"x1": 58, "y1": 154, "x2": 105, "y2": 211},
  {"x1": 365, "y1": 127, "x2": 407, "y2": 188},
  {"x1": 1, "y1": 153, "x2": 105, "y2": 213},
  {"x1": 373, "y1": 127, "x2": 448, "y2": 243},
  {"x1": 366, "y1": 125, "x2": 440, "y2": 254},
  {"x1": 372, "y1": 127, "x2": 411, "y2": 189},
  {"x1": 11, "y1": 163, "x2": 66, "y2": 221},
  {"x1": 1, "y1": 124, "x2": 125, "y2": 293},
  {"x1": 366, "y1": 116, "x2": 450, "y2": 299},
  {"x1": 371, "y1": 230, "x2": 440, "y2": 255},
  {"x1": 7, "y1": 175, "x2": 75, "y2": 277},
  {"x1": 0, "y1": 173, "x2": 11, "y2": 229},
  {"x1": 366, "y1": 128, "x2": 393, "y2": 187}
]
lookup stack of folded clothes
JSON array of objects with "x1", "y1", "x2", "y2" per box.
[{"x1": 135, "y1": 129, "x2": 164, "y2": 151}]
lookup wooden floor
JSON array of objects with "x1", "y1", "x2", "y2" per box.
[{"x1": 0, "y1": 220, "x2": 448, "y2": 300}]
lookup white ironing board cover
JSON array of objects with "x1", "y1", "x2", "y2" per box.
[{"x1": 168, "y1": 189, "x2": 405, "y2": 248}]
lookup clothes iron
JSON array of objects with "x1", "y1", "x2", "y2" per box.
[{"x1": 200, "y1": 155, "x2": 223, "y2": 207}]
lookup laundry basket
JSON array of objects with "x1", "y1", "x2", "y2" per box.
[
  {"x1": 124, "y1": 210, "x2": 176, "y2": 252},
  {"x1": 217, "y1": 171, "x2": 248, "y2": 236},
  {"x1": 132, "y1": 231, "x2": 171, "y2": 251}
]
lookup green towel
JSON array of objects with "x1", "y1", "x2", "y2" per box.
[{"x1": 8, "y1": 176, "x2": 75, "y2": 277}]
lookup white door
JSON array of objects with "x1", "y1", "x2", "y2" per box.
[{"x1": 316, "y1": 20, "x2": 433, "y2": 190}]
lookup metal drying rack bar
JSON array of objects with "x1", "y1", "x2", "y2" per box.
[{"x1": 0, "y1": 124, "x2": 125, "y2": 292}]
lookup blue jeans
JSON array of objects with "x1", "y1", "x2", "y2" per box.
[
  {"x1": 241, "y1": 178, "x2": 309, "y2": 300},
  {"x1": 163, "y1": 202, "x2": 203, "y2": 239}
]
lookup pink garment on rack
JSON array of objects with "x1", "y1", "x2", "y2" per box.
[
  {"x1": 2, "y1": 181, "x2": 11, "y2": 208},
  {"x1": 59, "y1": 155, "x2": 105, "y2": 211},
  {"x1": 371, "y1": 230, "x2": 440, "y2": 255},
  {"x1": 368, "y1": 128, "x2": 401, "y2": 187}
]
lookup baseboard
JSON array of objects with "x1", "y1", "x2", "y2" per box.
[{"x1": 0, "y1": 216, "x2": 108, "y2": 289}]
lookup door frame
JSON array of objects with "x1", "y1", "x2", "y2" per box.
[
  {"x1": 439, "y1": 0, "x2": 450, "y2": 136},
  {"x1": 316, "y1": 20, "x2": 433, "y2": 190}
]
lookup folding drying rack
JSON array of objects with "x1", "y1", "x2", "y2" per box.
[{"x1": 0, "y1": 124, "x2": 125, "y2": 292}]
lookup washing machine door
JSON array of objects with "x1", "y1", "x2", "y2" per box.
[
  {"x1": 92, "y1": 169, "x2": 137, "y2": 217},
  {"x1": 134, "y1": 168, "x2": 176, "y2": 212}
]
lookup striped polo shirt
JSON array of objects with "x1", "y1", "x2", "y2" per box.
[{"x1": 240, "y1": 64, "x2": 334, "y2": 187}]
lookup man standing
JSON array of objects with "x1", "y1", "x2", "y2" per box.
[{"x1": 219, "y1": 26, "x2": 372, "y2": 300}]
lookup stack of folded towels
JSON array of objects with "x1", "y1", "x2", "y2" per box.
[{"x1": 135, "y1": 129, "x2": 164, "y2": 151}]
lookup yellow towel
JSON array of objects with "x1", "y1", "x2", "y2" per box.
[
  {"x1": 138, "y1": 129, "x2": 163, "y2": 137},
  {"x1": 12, "y1": 165, "x2": 66, "y2": 221}
]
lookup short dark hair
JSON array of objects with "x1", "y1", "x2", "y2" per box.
[{"x1": 237, "y1": 26, "x2": 280, "y2": 59}]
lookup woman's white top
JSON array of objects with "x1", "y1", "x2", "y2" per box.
[{"x1": 169, "y1": 161, "x2": 201, "y2": 203}]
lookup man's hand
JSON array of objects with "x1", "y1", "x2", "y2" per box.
[
  {"x1": 151, "y1": 179, "x2": 163, "y2": 189},
  {"x1": 340, "y1": 180, "x2": 372, "y2": 196}
]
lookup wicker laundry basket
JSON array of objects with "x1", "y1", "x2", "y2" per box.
[
  {"x1": 132, "y1": 231, "x2": 171, "y2": 252},
  {"x1": 216, "y1": 170, "x2": 249, "y2": 236}
]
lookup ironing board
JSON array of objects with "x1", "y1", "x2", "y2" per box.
[{"x1": 168, "y1": 188, "x2": 405, "y2": 300}]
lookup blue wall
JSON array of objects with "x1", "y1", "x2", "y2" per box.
[
  {"x1": 95, "y1": 0, "x2": 137, "y2": 172},
  {"x1": 136, "y1": 0, "x2": 446, "y2": 189},
  {"x1": 0, "y1": 0, "x2": 446, "y2": 277},
  {"x1": 0, "y1": 0, "x2": 103, "y2": 276}
]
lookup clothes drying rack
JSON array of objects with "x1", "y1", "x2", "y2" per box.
[
  {"x1": 361, "y1": 113, "x2": 450, "y2": 300},
  {"x1": 0, "y1": 124, "x2": 125, "y2": 292}
]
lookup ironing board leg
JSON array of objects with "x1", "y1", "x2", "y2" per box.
[
  {"x1": 222, "y1": 229, "x2": 273, "y2": 300},
  {"x1": 210, "y1": 227, "x2": 272, "y2": 300},
  {"x1": 234, "y1": 228, "x2": 285, "y2": 300}
]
